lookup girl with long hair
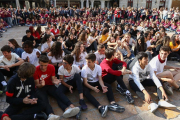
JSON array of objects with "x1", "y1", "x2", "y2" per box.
[
  {"x1": 41, "y1": 35, "x2": 54, "y2": 55},
  {"x1": 169, "y1": 34, "x2": 180, "y2": 61},
  {"x1": 48, "y1": 41, "x2": 65, "y2": 77},
  {"x1": 8, "y1": 39, "x2": 24, "y2": 57},
  {"x1": 71, "y1": 42, "x2": 87, "y2": 69},
  {"x1": 64, "y1": 33, "x2": 78, "y2": 54}
]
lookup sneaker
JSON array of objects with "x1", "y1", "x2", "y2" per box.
[
  {"x1": 108, "y1": 103, "x2": 125, "y2": 113},
  {"x1": 63, "y1": 107, "x2": 80, "y2": 118},
  {"x1": 79, "y1": 99, "x2": 87, "y2": 110},
  {"x1": 125, "y1": 91, "x2": 134, "y2": 104},
  {"x1": 76, "y1": 107, "x2": 81, "y2": 120},
  {"x1": 35, "y1": 112, "x2": 48, "y2": 119},
  {"x1": 158, "y1": 101, "x2": 176, "y2": 109},
  {"x1": 99, "y1": 105, "x2": 108, "y2": 118},
  {"x1": 148, "y1": 103, "x2": 159, "y2": 113},
  {"x1": 163, "y1": 82, "x2": 173, "y2": 95},
  {"x1": 47, "y1": 114, "x2": 60, "y2": 120},
  {"x1": 116, "y1": 85, "x2": 126, "y2": 95}
]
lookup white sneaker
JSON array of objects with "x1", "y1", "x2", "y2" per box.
[
  {"x1": 148, "y1": 103, "x2": 159, "y2": 113},
  {"x1": 63, "y1": 107, "x2": 80, "y2": 118},
  {"x1": 158, "y1": 101, "x2": 176, "y2": 109},
  {"x1": 47, "y1": 114, "x2": 60, "y2": 120}
]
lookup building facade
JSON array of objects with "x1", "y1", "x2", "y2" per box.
[
  {"x1": 0, "y1": 0, "x2": 179, "y2": 10},
  {"x1": 56, "y1": 0, "x2": 179, "y2": 10}
]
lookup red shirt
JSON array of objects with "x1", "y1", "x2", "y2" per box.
[
  {"x1": 50, "y1": 28, "x2": 59, "y2": 35},
  {"x1": 100, "y1": 58, "x2": 127, "y2": 78},
  {"x1": 34, "y1": 64, "x2": 55, "y2": 85},
  {"x1": 32, "y1": 31, "x2": 41, "y2": 40}
]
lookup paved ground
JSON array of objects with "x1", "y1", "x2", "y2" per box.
[{"x1": 0, "y1": 26, "x2": 180, "y2": 120}]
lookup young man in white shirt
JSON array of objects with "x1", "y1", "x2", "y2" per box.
[
  {"x1": 0, "y1": 45, "x2": 24, "y2": 93},
  {"x1": 129, "y1": 52, "x2": 176, "y2": 113},
  {"x1": 149, "y1": 46, "x2": 180, "y2": 95},
  {"x1": 94, "y1": 44, "x2": 106, "y2": 65},
  {"x1": 22, "y1": 40, "x2": 41, "y2": 67},
  {"x1": 57, "y1": 54, "x2": 87, "y2": 119},
  {"x1": 82, "y1": 53, "x2": 125, "y2": 118}
]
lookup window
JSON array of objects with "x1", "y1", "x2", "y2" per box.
[
  {"x1": 146, "y1": 0, "x2": 152, "y2": 9},
  {"x1": 128, "y1": 0, "x2": 133, "y2": 7},
  {"x1": 160, "y1": 0, "x2": 166, "y2": 7}
]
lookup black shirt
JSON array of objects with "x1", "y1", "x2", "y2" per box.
[{"x1": 22, "y1": 35, "x2": 34, "y2": 42}]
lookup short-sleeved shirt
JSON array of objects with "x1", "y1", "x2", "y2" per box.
[
  {"x1": 149, "y1": 55, "x2": 167, "y2": 75},
  {"x1": 48, "y1": 52, "x2": 65, "y2": 64},
  {"x1": 22, "y1": 35, "x2": 34, "y2": 43},
  {"x1": 58, "y1": 65, "x2": 80, "y2": 82},
  {"x1": 73, "y1": 52, "x2": 87, "y2": 67},
  {"x1": 94, "y1": 51, "x2": 105, "y2": 64},
  {"x1": 21, "y1": 49, "x2": 40, "y2": 67},
  {"x1": 33, "y1": 64, "x2": 55, "y2": 85},
  {"x1": 41, "y1": 41, "x2": 54, "y2": 52},
  {"x1": 0, "y1": 53, "x2": 19, "y2": 65},
  {"x1": 81, "y1": 64, "x2": 102, "y2": 83},
  {"x1": 169, "y1": 42, "x2": 179, "y2": 51}
]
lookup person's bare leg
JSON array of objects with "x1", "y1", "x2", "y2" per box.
[
  {"x1": 170, "y1": 71, "x2": 180, "y2": 82},
  {"x1": 79, "y1": 93, "x2": 83, "y2": 99},
  {"x1": 157, "y1": 71, "x2": 179, "y2": 89}
]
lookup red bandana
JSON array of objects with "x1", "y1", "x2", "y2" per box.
[{"x1": 158, "y1": 54, "x2": 165, "y2": 63}]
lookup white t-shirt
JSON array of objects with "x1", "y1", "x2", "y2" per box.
[
  {"x1": 163, "y1": 10, "x2": 168, "y2": 17},
  {"x1": 73, "y1": 52, "x2": 87, "y2": 67},
  {"x1": 81, "y1": 64, "x2": 102, "y2": 83},
  {"x1": 0, "y1": 53, "x2": 19, "y2": 65},
  {"x1": 137, "y1": 26, "x2": 144, "y2": 32},
  {"x1": 149, "y1": 55, "x2": 167, "y2": 75},
  {"x1": 41, "y1": 41, "x2": 54, "y2": 52},
  {"x1": 58, "y1": 65, "x2": 81, "y2": 82},
  {"x1": 21, "y1": 49, "x2": 41, "y2": 67},
  {"x1": 146, "y1": 40, "x2": 151, "y2": 48},
  {"x1": 48, "y1": 52, "x2": 65, "y2": 63},
  {"x1": 94, "y1": 51, "x2": 105, "y2": 64}
]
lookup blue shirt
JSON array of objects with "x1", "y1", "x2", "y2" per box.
[{"x1": 11, "y1": 48, "x2": 24, "y2": 58}]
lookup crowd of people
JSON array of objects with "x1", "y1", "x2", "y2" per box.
[{"x1": 0, "y1": 5, "x2": 180, "y2": 120}]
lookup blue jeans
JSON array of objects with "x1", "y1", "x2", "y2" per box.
[{"x1": 7, "y1": 17, "x2": 13, "y2": 26}]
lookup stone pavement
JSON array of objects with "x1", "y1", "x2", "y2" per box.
[{"x1": 0, "y1": 26, "x2": 180, "y2": 120}]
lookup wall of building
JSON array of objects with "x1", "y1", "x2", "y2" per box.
[{"x1": 172, "y1": 0, "x2": 180, "y2": 9}]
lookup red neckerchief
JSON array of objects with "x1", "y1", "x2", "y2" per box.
[{"x1": 158, "y1": 54, "x2": 165, "y2": 63}]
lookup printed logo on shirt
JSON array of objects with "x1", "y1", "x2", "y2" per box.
[
  {"x1": 16, "y1": 85, "x2": 32, "y2": 97},
  {"x1": 64, "y1": 75, "x2": 74, "y2": 81},
  {"x1": 87, "y1": 74, "x2": 97, "y2": 82},
  {"x1": 139, "y1": 71, "x2": 150, "y2": 81},
  {"x1": 40, "y1": 74, "x2": 48, "y2": 81}
]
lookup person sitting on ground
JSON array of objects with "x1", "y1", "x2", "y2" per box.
[
  {"x1": 57, "y1": 54, "x2": 87, "y2": 119},
  {"x1": 82, "y1": 53, "x2": 125, "y2": 118},
  {"x1": 149, "y1": 46, "x2": 180, "y2": 95},
  {"x1": 21, "y1": 40, "x2": 41, "y2": 67},
  {"x1": 71, "y1": 42, "x2": 87, "y2": 69},
  {"x1": 3, "y1": 62, "x2": 48, "y2": 120},
  {"x1": 34, "y1": 55, "x2": 79, "y2": 119},
  {"x1": 22, "y1": 30, "x2": 36, "y2": 47},
  {"x1": 94, "y1": 44, "x2": 106, "y2": 65},
  {"x1": 0, "y1": 45, "x2": 24, "y2": 94},
  {"x1": 47, "y1": 42, "x2": 65, "y2": 78},
  {"x1": 100, "y1": 48, "x2": 134, "y2": 104},
  {"x1": 129, "y1": 52, "x2": 176, "y2": 113},
  {"x1": 8, "y1": 39, "x2": 24, "y2": 58},
  {"x1": 41, "y1": 35, "x2": 54, "y2": 55}
]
